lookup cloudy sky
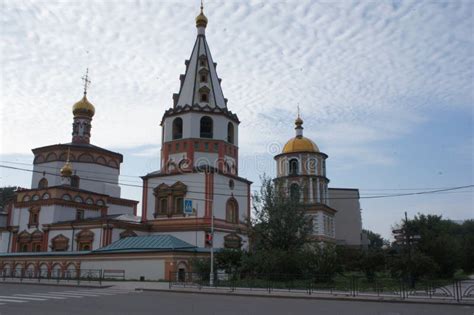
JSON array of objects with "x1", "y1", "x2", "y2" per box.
[{"x1": 1, "y1": 0, "x2": 473, "y2": 239}]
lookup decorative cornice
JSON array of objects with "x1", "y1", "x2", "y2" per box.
[{"x1": 160, "y1": 104, "x2": 239, "y2": 125}]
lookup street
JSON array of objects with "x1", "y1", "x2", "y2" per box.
[{"x1": 0, "y1": 283, "x2": 472, "y2": 315}]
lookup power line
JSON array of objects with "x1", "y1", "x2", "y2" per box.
[{"x1": 1, "y1": 164, "x2": 472, "y2": 201}]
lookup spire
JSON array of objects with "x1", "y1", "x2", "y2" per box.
[
  {"x1": 174, "y1": 3, "x2": 226, "y2": 108},
  {"x1": 295, "y1": 105, "x2": 303, "y2": 138},
  {"x1": 72, "y1": 69, "x2": 95, "y2": 143}
]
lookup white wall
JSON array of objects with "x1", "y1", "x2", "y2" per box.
[
  {"x1": 32, "y1": 162, "x2": 121, "y2": 197},
  {"x1": 80, "y1": 259, "x2": 165, "y2": 280},
  {"x1": 0, "y1": 232, "x2": 11, "y2": 252},
  {"x1": 329, "y1": 188, "x2": 362, "y2": 246},
  {"x1": 212, "y1": 173, "x2": 249, "y2": 223},
  {"x1": 162, "y1": 112, "x2": 238, "y2": 145}
]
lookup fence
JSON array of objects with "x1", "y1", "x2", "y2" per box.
[
  {"x1": 1, "y1": 268, "x2": 104, "y2": 285},
  {"x1": 169, "y1": 272, "x2": 474, "y2": 303}
]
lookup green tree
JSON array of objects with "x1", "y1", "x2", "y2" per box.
[
  {"x1": 363, "y1": 229, "x2": 388, "y2": 250},
  {"x1": 0, "y1": 186, "x2": 17, "y2": 208},
  {"x1": 249, "y1": 176, "x2": 312, "y2": 253}
]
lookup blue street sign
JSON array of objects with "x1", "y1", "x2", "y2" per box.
[{"x1": 184, "y1": 199, "x2": 193, "y2": 214}]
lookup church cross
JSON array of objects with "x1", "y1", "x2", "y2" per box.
[{"x1": 82, "y1": 68, "x2": 91, "y2": 96}]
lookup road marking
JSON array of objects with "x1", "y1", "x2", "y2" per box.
[
  {"x1": 15, "y1": 293, "x2": 67, "y2": 299},
  {"x1": 0, "y1": 298, "x2": 27, "y2": 303},
  {"x1": 56, "y1": 291, "x2": 110, "y2": 297},
  {"x1": 0, "y1": 295, "x2": 46, "y2": 301},
  {"x1": 45, "y1": 292, "x2": 84, "y2": 298},
  {"x1": 62, "y1": 291, "x2": 115, "y2": 296}
]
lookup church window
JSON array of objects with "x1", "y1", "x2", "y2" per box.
[
  {"x1": 226, "y1": 198, "x2": 239, "y2": 224},
  {"x1": 213, "y1": 143, "x2": 219, "y2": 152},
  {"x1": 200, "y1": 116, "x2": 213, "y2": 138},
  {"x1": 204, "y1": 142, "x2": 209, "y2": 151},
  {"x1": 194, "y1": 142, "x2": 199, "y2": 150},
  {"x1": 33, "y1": 243, "x2": 42, "y2": 252},
  {"x1": 201, "y1": 74, "x2": 207, "y2": 83},
  {"x1": 20, "y1": 244, "x2": 28, "y2": 252},
  {"x1": 227, "y1": 122, "x2": 234, "y2": 144},
  {"x1": 175, "y1": 197, "x2": 184, "y2": 214},
  {"x1": 76, "y1": 209, "x2": 84, "y2": 220},
  {"x1": 51, "y1": 234, "x2": 69, "y2": 252},
  {"x1": 159, "y1": 198, "x2": 168, "y2": 214},
  {"x1": 38, "y1": 178, "x2": 48, "y2": 189},
  {"x1": 290, "y1": 183, "x2": 300, "y2": 202},
  {"x1": 28, "y1": 207, "x2": 40, "y2": 227},
  {"x1": 76, "y1": 229, "x2": 94, "y2": 251},
  {"x1": 172, "y1": 117, "x2": 183, "y2": 140},
  {"x1": 229, "y1": 179, "x2": 235, "y2": 190},
  {"x1": 200, "y1": 93, "x2": 208, "y2": 102},
  {"x1": 71, "y1": 175, "x2": 80, "y2": 188},
  {"x1": 289, "y1": 159, "x2": 299, "y2": 176}
]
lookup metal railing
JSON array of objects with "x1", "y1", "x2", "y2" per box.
[
  {"x1": 1, "y1": 268, "x2": 103, "y2": 285},
  {"x1": 169, "y1": 272, "x2": 474, "y2": 303}
]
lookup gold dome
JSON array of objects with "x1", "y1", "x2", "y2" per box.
[
  {"x1": 60, "y1": 161, "x2": 73, "y2": 177},
  {"x1": 196, "y1": 12, "x2": 208, "y2": 28},
  {"x1": 72, "y1": 95, "x2": 95, "y2": 117},
  {"x1": 282, "y1": 137, "x2": 319, "y2": 154}
]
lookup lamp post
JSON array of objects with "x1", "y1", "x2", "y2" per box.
[{"x1": 210, "y1": 209, "x2": 214, "y2": 287}]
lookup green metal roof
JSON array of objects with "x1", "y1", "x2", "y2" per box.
[{"x1": 94, "y1": 235, "x2": 196, "y2": 253}]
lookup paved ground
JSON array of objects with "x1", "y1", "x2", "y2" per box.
[{"x1": 0, "y1": 283, "x2": 472, "y2": 315}]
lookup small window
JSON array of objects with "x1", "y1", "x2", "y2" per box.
[
  {"x1": 200, "y1": 93, "x2": 208, "y2": 102},
  {"x1": 175, "y1": 197, "x2": 183, "y2": 214},
  {"x1": 32, "y1": 213, "x2": 38, "y2": 225},
  {"x1": 229, "y1": 179, "x2": 234, "y2": 190},
  {"x1": 20, "y1": 244, "x2": 28, "y2": 252},
  {"x1": 200, "y1": 59, "x2": 206, "y2": 67},
  {"x1": 213, "y1": 143, "x2": 219, "y2": 152},
  {"x1": 204, "y1": 143, "x2": 209, "y2": 151},
  {"x1": 200, "y1": 74, "x2": 207, "y2": 82},
  {"x1": 176, "y1": 143, "x2": 180, "y2": 150},
  {"x1": 160, "y1": 198, "x2": 168, "y2": 214},
  {"x1": 71, "y1": 175, "x2": 80, "y2": 188},
  {"x1": 172, "y1": 117, "x2": 183, "y2": 140},
  {"x1": 194, "y1": 142, "x2": 199, "y2": 150},
  {"x1": 76, "y1": 210, "x2": 84, "y2": 220},
  {"x1": 227, "y1": 122, "x2": 234, "y2": 144},
  {"x1": 289, "y1": 159, "x2": 299, "y2": 176},
  {"x1": 200, "y1": 116, "x2": 213, "y2": 138},
  {"x1": 38, "y1": 178, "x2": 48, "y2": 189},
  {"x1": 33, "y1": 244, "x2": 41, "y2": 252}
]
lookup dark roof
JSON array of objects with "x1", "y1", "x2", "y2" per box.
[{"x1": 94, "y1": 235, "x2": 196, "y2": 253}]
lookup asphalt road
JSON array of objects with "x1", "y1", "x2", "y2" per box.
[{"x1": 0, "y1": 283, "x2": 472, "y2": 315}]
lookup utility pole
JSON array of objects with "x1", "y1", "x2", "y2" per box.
[{"x1": 209, "y1": 205, "x2": 214, "y2": 287}]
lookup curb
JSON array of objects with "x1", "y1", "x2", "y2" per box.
[{"x1": 136, "y1": 288, "x2": 474, "y2": 306}]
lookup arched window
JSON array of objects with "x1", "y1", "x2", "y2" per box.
[
  {"x1": 289, "y1": 159, "x2": 299, "y2": 176},
  {"x1": 38, "y1": 178, "x2": 48, "y2": 189},
  {"x1": 290, "y1": 183, "x2": 300, "y2": 202},
  {"x1": 200, "y1": 116, "x2": 213, "y2": 138},
  {"x1": 172, "y1": 117, "x2": 183, "y2": 140},
  {"x1": 71, "y1": 175, "x2": 80, "y2": 188},
  {"x1": 226, "y1": 198, "x2": 239, "y2": 224},
  {"x1": 227, "y1": 122, "x2": 234, "y2": 144}
]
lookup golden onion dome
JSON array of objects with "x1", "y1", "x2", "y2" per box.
[
  {"x1": 282, "y1": 136, "x2": 319, "y2": 154},
  {"x1": 72, "y1": 95, "x2": 95, "y2": 117},
  {"x1": 196, "y1": 5, "x2": 208, "y2": 28},
  {"x1": 60, "y1": 161, "x2": 73, "y2": 177}
]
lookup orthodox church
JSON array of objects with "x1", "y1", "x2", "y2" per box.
[{"x1": 0, "y1": 5, "x2": 363, "y2": 280}]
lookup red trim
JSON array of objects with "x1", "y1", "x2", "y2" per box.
[
  {"x1": 142, "y1": 179, "x2": 148, "y2": 222},
  {"x1": 7, "y1": 202, "x2": 13, "y2": 226},
  {"x1": 11, "y1": 233, "x2": 17, "y2": 253},
  {"x1": 43, "y1": 230, "x2": 49, "y2": 251}
]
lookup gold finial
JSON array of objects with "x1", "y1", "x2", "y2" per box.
[
  {"x1": 196, "y1": 0, "x2": 208, "y2": 28},
  {"x1": 60, "y1": 147, "x2": 73, "y2": 177},
  {"x1": 295, "y1": 104, "x2": 303, "y2": 126},
  {"x1": 82, "y1": 68, "x2": 91, "y2": 96}
]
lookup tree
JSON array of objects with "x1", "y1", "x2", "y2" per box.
[
  {"x1": 0, "y1": 186, "x2": 17, "y2": 209},
  {"x1": 363, "y1": 229, "x2": 388, "y2": 250},
  {"x1": 249, "y1": 176, "x2": 312, "y2": 253}
]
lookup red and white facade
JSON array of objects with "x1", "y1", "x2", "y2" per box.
[{"x1": 141, "y1": 9, "x2": 251, "y2": 249}]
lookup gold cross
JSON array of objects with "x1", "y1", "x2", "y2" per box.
[{"x1": 82, "y1": 68, "x2": 91, "y2": 95}]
